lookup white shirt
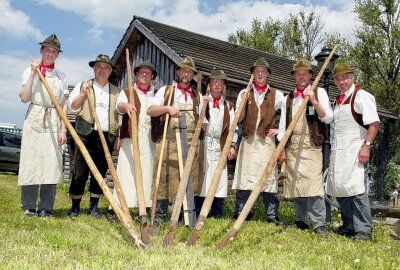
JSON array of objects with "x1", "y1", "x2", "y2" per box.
[
  {"x1": 67, "y1": 80, "x2": 111, "y2": 132},
  {"x1": 116, "y1": 84, "x2": 155, "y2": 115},
  {"x1": 235, "y1": 84, "x2": 285, "y2": 112},
  {"x1": 325, "y1": 83, "x2": 380, "y2": 125},
  {"x1": 277, "y1": 85, "x2": 333, "y2": 141},
  {"x1": 199, "y1": 95, "x2": 238, "y2": 143},
  {"x1": 150, "y1": 84, "x2": 196, "y2": 106},
  {"x1": 22, "y1": 67, "x2": 68, "y2": 94}
]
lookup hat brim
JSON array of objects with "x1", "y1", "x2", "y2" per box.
[
  {"x1": 332, "y1": 70, "x2": 353, "y2": 79},
  {"x1": 134, "y1": 66, "x2": 157, "y2": 79},
  {"x1": 89, "y1": 60, "x2": 116, "y2": 70},
  {"x1": 250, "y1": 66, "x2": 271, "y2": 74},
  {"x1": 39, "y1": 42, "x2": 62, "y2": 53},
  {"x1": 291, "y1": 69, "x2": 313, "y2": 75},
  {"x1": 177, "y1": 64, "x2": 198, "y2": 74}
]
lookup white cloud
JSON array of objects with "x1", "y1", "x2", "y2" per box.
[
  {"x1": 37, "y1": 0, "x2": 358, "y2": 42},
  {"x1": 0, "y1": 0, "x2": 43, "y2": 40}
]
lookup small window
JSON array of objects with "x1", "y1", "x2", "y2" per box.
[{"x1": 3, "y1": 133, "x2": 21, "y2": 149}]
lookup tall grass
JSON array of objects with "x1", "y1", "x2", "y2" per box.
[{"x1": 0, "y1": 173, "x2": 399, "y2": 270}]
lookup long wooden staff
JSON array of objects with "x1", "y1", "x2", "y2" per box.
[
  {"x1": 215, "y1": 45, "x2": 338, "y2": 250},
  {"x1": 182, "y1": 71, "x2": 202, "y2": 226},
  {"x1": 30, "y1": 57, "x2": 145, "y2": 249},
  {"x1": 187, "y1": 74, "x2": 254, "y2": 246},
  {"x1": 150, "y1": 82, "x2": 176, "y2": 229},
  {"x1": 85, "y1": 81, "x2": 132, "y2": 219},
  {"x1": 125, "y1": 49, "x2": 151, "y2": 245},
  {"x1": 163, "y1": 74, "x2": 210, "y2": 247}
]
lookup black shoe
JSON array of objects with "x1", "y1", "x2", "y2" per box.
[
  {"x1": 38, "y1": 210, "x2": 53, "y2": 217},
  {"x1": 24, "y1": 209, "x2": 37, "y2": 217},
  {"x1": 353, "y1": 232, "x2": 371, "y2": 241},
  {"x1": 334, "y1": 225, "x2": 355, "y2": 237},
  {"x1": 295, "y1": 220, "x2": 310, "y2": 230},
  {"x1": 314, "y1": 226, "x2": 329, "y2": 237},
  {"x1": 87, "y1": 207, "x2": 102, "y2": 219},
  {"x1": 67, "y1": 208, "x2": 80, "y2": 218},
  {"x1": 266, "y1": 217, "x2": 284, "y2": 226}
]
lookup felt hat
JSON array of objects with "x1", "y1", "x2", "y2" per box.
[{"x1": 39, "y1": 34, "x2": 62, "y2": 52}]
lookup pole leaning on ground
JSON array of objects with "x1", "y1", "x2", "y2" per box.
[
  {"x1": 215, "y1": 45, "x2": 338, "y2": 251},
  {"x1": 125, "y1": 49, "x2": 151, "y2": 245},
  {"x1": 85, "y1": 81, "x2": 133, "y2": 220},
  {"x1": 30, "y1": 57, "x2": 145, "y2": 249},
  {"x1": 163, "y1": 73, "x2": 207, "y2": 247},
  {"x1": 187, "y1": 75, "x2": 254, "y2": 246},
  {"x1": 150, "y1": 82, "x2": 176, "y2": 229}
]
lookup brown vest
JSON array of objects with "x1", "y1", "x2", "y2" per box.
[
  {"x1": 336, "y1": 84, "x2": 369, "y2": 130},
  {"x1": 286, "y1": 87, "x2": 325, "y2": 146},
  {"x1": 75, "y1": 79, "x2": 119, "y2": 136},
  {"x1": 119, "y1": 88, "x2": 142, "y2": 139},
  {"x1": 205, "y1": 100, "x2": 233, "y2": 150},
  {"x1": 242, "y1": 87, "x2": 277, "y2": 138},
  {"x1": 150, "y1": 85, "x2": 201, "y2": 142}
]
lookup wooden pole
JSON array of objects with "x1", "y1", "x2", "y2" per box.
[
  {"x1": 163, "y1": 75, "x2": 212, "y2": 247},
  {"x1": 30, "y1": 57, "x2": 145, "y2": 249},
  {"x1": 85, "y1": 81, "x2": 133, "y2": 219},
  {"x1": 125, "y1": 49, "x2": 151, "y2": 245},
  {"x1": 150, "y1": 82, "x2": 176, "y2": 229},
  {"x1": 214, "y1": 45, "x2": 338, "y2": 250},
  {"x1": 187, "y1": 74, "x2": 254, "y2": 246}
]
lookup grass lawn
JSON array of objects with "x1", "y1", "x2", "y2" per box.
[{"x1": 0, "y1": 173, "x2": 399, "y2": 270}]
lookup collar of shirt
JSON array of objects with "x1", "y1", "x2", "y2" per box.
[
  {"x1": 342, "y1": 83, "x2": 355, "y2": 98},
  {"x1": 293, "y1": 84, "x2": 311, "y2": 99},
  {"x1": 135, "y1": 83, "x2": 153, "y2": 95},
  {"x1": 93, "y1": 79, "x2": 110, "y2": 91},
  {"x1": 252, "y1": 84, "x2": 270, "y2": 96},
  {"x1": 210, "y1": 94, "x2": 223, "y2": 108}
]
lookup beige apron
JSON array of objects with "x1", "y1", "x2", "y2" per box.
[
  {"x1": 18, "y1": 72, "x2": 64, "y2": 186},
  {"x1": 327, "y1": 93, "x2": 367, "y2": 197},
  {"x1": 154, "y1": 101, "x2": 204, "y2": 201},
  {"x1": 283, "y1": 102, "x2": 324, "y2": 198},
  {"x1": 200, "y1": 103, "x2": 227, "y2": 198},
  {"x1": 114, "y1": 91, "x2": 154, "y2": 207},
  {"x1": 232, "y1": 101, "x2": 277, "y2": 192}
]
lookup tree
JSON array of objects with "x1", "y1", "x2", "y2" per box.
[
  {"x1": 227, "y1": 11, "x2": 325, "y2": 61},
  {"x1": 351, "y1": 0, "x2": 400, "y2": 201}
]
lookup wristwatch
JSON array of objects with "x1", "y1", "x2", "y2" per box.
[{"x1": 364, "y1": 140, "x2": 372, "y2": 146}]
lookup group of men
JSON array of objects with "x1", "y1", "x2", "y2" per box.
[{"x1": 19, "y1": 33, "x2": 380, "y2": 242}]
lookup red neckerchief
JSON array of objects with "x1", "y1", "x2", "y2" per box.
[
  {"x1": 212, "y1": 95, "x2": 222, "y2": 109},
  {"x1": 337, "y1": 93, "x2": 346, "y2": 105},
  {"x1": 136, "y1": 82, "x2": 151, "y2": 95},
  {"x1": 253, "y1": 83, "x2": 267, "y2": 93},
  {"x1": 294, "y1": 86, "x2": 307, "y2": 99},
  {"x1": 177, "y1": 83, "x2": 194, "y2": 101},
  {"x1": 39, "y1": 60, "x2": 55, "y2": 78}
]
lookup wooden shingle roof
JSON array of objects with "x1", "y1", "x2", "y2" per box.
[{"x1": 112, "y1": 16, "x2": 396, "y2": 119}]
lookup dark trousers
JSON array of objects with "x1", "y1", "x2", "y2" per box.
[
  {"x1": 21, "y1": 184, "x2": 57, "y2": 211},
  {"x1": 195, "y1": 196, "x2": 224, "y2": 218},
  {"x1": 68, "y1": 132, "x2": 112, "y2": 196},
  {"x1": 234, "y1": 190, "x2": 279, "y2": 220},
  {"x1": 337, "y1": 191, "x2": 373, "y2": 234}
]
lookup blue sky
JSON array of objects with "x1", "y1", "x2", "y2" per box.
[{"x1": 0, "y1": 0, "x2": 356, "y2": 128}]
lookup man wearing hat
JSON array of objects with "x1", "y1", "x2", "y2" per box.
[
  {"x1": 18, "y1": 34, "x2": 68, "y2": 217},
  {"x1": 147, "y1": 56, "x2": 203, "y2": 225},
  {"x1": 325, "y1": 63, "x2": 380, "y2": 240},
  {"x1": 277, "y1": 58, "x2": 333, "y2": 235},
  {"x1": 112, "y1": 59, "x2": 157, "y2": 209},
  {"x1": 195, "y1": 68, "x2": 237, "y2": 218},
  {"x1": 67, "y1": 54, "x2": 120, "y2": 218},
  {"x1": 232, "y1": 57, "x2": 285, "y2": 224}
]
